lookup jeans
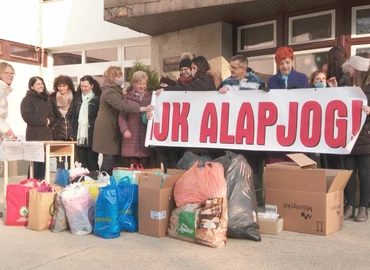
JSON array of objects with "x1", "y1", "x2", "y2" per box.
[
  {"x1": 155, "y1": 147, "x2": 182, "y2": 173},
  {"x1": 343, "y1": 154, "x2": 370, "y2": 207}
]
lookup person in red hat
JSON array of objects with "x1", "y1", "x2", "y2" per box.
[{"x1": 267, "y1": 46, "x2": 309, "y2": 89}]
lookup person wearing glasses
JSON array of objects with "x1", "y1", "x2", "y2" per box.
[
  {"x1": 219, "y1": 54, "x2": 266, "y2": 93},
  {"x1": 177, "y1": 52, "x2": 194, "y2": 86},
  {"x1": 0, "y1": 62, "x2": 17, "y2": 143}
]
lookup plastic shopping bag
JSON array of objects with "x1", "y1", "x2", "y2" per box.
[
  {"x1": 94, "y1": 184, "x2": 120, "y2": 239},
  {"x1": 50, "y1": 190, "x2": 69, "y2": 233},
  {"x1": 5, "y1": 178, "x2": 44, "y2": 226},
  {"x1": 62, "y1": 183, "x2": 95, "y2": 235},
  {"x1": 117, "y1": 177, "x2": 138, "y2": 232},
  {"x1": 54, "y1": 168, "x2": 70, "y2": 187}
]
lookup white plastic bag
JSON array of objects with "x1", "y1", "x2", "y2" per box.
[
  {"x1": 61, "y1": 183, "x2": 95, "y2": 235},
  {"x1": 69, "y1": 162, "x2": 90, "y2": 182},
  {"x1": 97, "y1": 171, "x2": 111, "y2": 185}
]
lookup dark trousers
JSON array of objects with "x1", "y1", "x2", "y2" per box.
[
  {"x1": 343, "y1": 154, "x2": 370, "y2": 207},
  {"x1": 76, "y1": 146, "x2": 99, "y2": 172},
  {"x1": 321, "y1": 154, "x2": 344, "y2": 169},
  {"x1": 27, "y1": 162, "x2": 46, "y2": 180},
  {"x1": 155, "y1": 147, "x2": 182, "y2": 173},
  {"x1": 234, "y1": 150, "x2": 263, "y2": 190},
  {"x1": 101, "y1": 154, "x2": 121, "y2": 175},
  {"x1": 121, "y1": 157, "x2": 150, "y2": 169}
]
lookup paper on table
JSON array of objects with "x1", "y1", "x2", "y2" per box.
[
  {"x1": 2, "y1": 140, "x2": 24, "y2": 161},
  {"x1": 23, "y1": 141, "x2": 44, "y2": 162}
]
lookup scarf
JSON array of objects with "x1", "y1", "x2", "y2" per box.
[
  {"x1": 178, "y1": 76, "x2": 194, "y2": 86},
  {"x1": 132, "y1": 88, "x2": 146, "y2": 101},
  {"x1": 77, "y1": 91, "x2": 95, "y2": 145},
  {"x1": 56, "y1": 90, "x2": 73, "y2": 117}
]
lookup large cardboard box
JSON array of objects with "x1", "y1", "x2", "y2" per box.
[
  {"x1": 264, "y1": 154, "x2": 352, "y2": 236},
  {"x1": 138, "y1": 169, "x2": 185, "y2": 238}
]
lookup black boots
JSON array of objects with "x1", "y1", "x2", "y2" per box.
[{"x1": 355, "y1": 207, "x2": 368, "y2": 222}]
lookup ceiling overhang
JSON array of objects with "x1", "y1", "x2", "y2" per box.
[{"x1": 104, "y1": 0, "x2": 342, "y2": 36}]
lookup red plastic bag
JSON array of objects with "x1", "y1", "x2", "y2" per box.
[{"x1": 5, "y1": 178, "x2": 43, "y2": 226}]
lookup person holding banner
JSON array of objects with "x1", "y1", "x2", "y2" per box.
[
  {"x1": 158, "y1": 56, "x2": 222, "y2": 92},
  {"x1": 266, "y1": 46, "x2": 310, "y2": 164},
  {"x1": 20, "y1": 76, "x2": 54, "y2": 180},
  {"x1": 93, "y1": 66, "x2": 153, "y2": 175},
  {"x1": 177, "y1": 52, "x2": 194, "y2": 86},
  {"x1": 343, "y1": 53, "x2": 370, "y2": 222},
  {"x1": 219, "y1": 54, "x2": 266, "y2": 92},
  {"x1": 267, "y1": 46, "x2": 309, "y2": 90},
  {"x1": 118, "y1": 71, "x2": 152, "y2": 168},
  {"x1": 309, "y1": 70, "x2": 338, "y2": 88}
]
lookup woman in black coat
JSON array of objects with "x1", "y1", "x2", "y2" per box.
[
  {"x1": 343, "y1": 53, "x2": 370, "y2": 222},
  {"x1": 20, "y1": 76, "x2": 54, "y2": 180},
  {"x1": 50, "y1": 75, "x2": 75, "y2": 168},
  {"x1": 71, "y1": 75, "x2": 101, "y2": 172}
]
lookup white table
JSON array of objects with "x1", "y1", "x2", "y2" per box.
[{"x1": 3, "y1": 141, "x2": 76, "y2": 207}]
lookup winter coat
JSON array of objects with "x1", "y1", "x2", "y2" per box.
[
  {"x1": 267, "y1": 69, "x2": 309, "y2": 89},
  {"x1": 92, "y1": 82, "x2": 141, "y2": 156},
  {"x1": 351, "y1": 84, "x2": 370, "y2": 155},
  {"x1": 50, "y1": 91, "x2": 74, "y2": 141},
  {"x1": 118, "y1": 87, "x2": 152, "y2": 158},
  {"x1": 20, "y1": 90, "x2": 54, "y2": 141},
  {"x1": 71, "y1": 94, "x2": 100, "y2": 147},
  {"x1": 165, "y1": 70, "x2": 222, "y2": 91},
  {"x1": 0, "y1": 80, "x2": 13, "y2": 138}
]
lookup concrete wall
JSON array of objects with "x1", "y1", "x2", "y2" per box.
[{"x1": 151, "y1": 22, "x2": 233, "y2": 82}]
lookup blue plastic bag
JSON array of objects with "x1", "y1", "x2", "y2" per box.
[
  {"x1": 54, "y1": 168, "x2": 70, "y2": 187},
  {"x1": 94, "y1": 185, "x2": 120, "y2": 239},
  {"x1": 117, "y1": 177, "x2": 138, "y2": 232}
]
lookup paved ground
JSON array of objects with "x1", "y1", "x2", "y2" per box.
[{"x1": 1, "y1": 175, "x2": 370, "y2": 270}]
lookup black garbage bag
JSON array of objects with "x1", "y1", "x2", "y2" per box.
[
  {"x1": 213, "y1": 151, "x2": 261, "y2": 241},
  {"x1": 176, "y1": 151, "x2": 213, "y2": 170}
]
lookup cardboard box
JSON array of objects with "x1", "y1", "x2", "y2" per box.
[
  {"x1": 258, "y1": 216, "x2": 284, "y2": 235},
  {"x1": 138, "y1": 169, "x2": 185, "y2": 238},
  {"x1": 264, "y1": 154, "x2": 352, "y2": 236}
]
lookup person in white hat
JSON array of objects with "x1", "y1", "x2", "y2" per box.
[{"x1": 343, "y1": 53, "x2": 370, "y2": 222}]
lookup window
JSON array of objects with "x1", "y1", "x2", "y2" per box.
[
  {"x1": 293, "y1": 48, "x2": 331, "y2": 78},
  {"x1": 53, "y1": 51, "x2": 82, "y2": 66},
  {"x1": 289, "y1": 10, "x2": 335, "y2": 45},
  {"x1": 10, "y1": 44, "x2": 37, "y2": 60},
  {"x1": 86, "y1": 48, "x2": 118, "y2": 63},
  {"x1": 124, "y1": 45, "x2": 150, "y2": 61},
  {"x1": 237, "y1": 20, "x2": 277, "y2": 52},
  {"x1": 352, "y1": 5, "x2": 370, "y2": 38},
  {"x1": 351, "y1": 44, "x2": 370, "y2": 56}
]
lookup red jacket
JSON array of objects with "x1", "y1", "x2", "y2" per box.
[{"x1": 118, "y1": 87, "x2": 152, "y2": 158}]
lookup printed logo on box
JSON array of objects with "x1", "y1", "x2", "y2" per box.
[{"x1": 150, "y1": 211, "x2": 166, "y2": 220}]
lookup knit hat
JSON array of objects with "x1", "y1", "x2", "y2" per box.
[
  {"x1": 348, "y1": 55, "x2": 370, "y2": 72},
  {"x1": 159, "y1": 76, "x2": 177, "y2": 87},
  {"x1": 179, "y1": 52, "x2": 193, "y2": 70},
  {"x1": 275, "y1": 47, "x2": 294, "y2": 65}
]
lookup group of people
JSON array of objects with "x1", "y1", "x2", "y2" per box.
[{"x1": 0, "y1": 44, "x2": 370, "y2": 222}]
